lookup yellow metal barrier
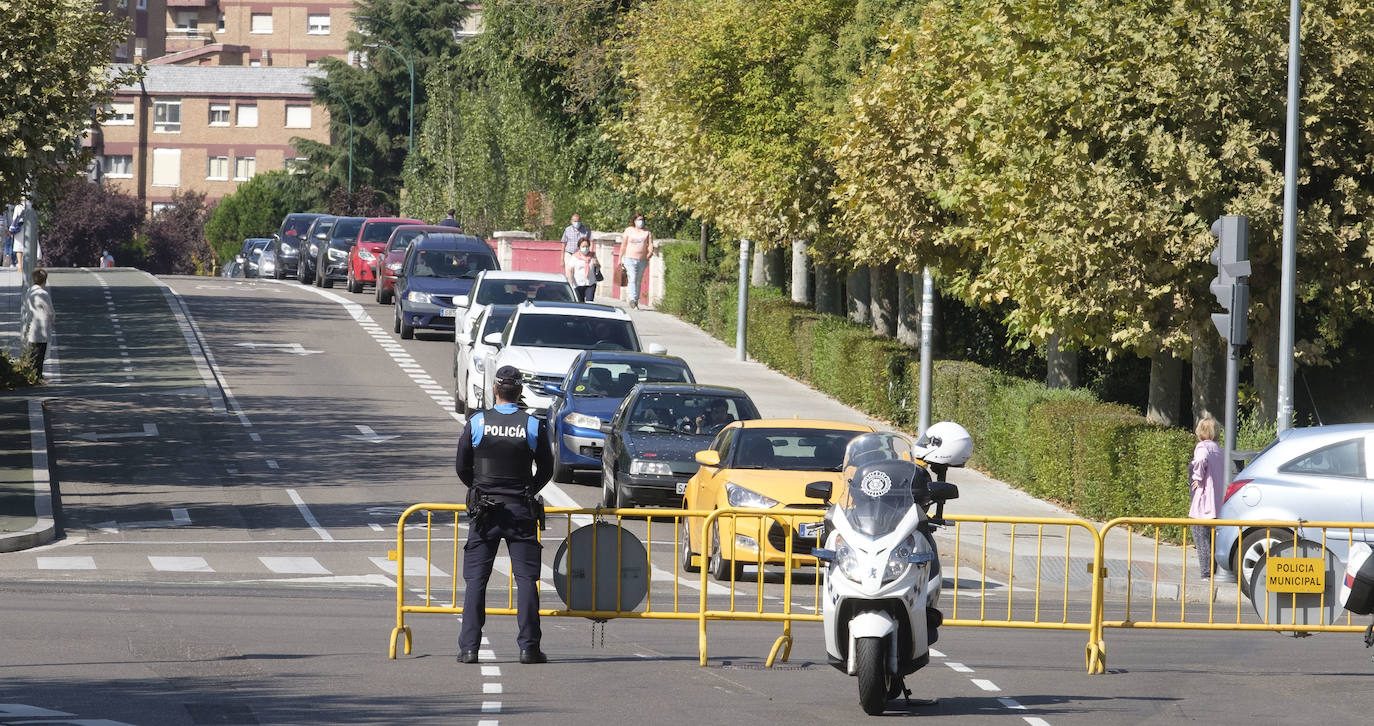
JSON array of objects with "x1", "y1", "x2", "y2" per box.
[{"x1": 1093, "y1": 517, "x2": 1372, "y2": 672}]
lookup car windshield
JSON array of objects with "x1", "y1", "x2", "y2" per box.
[
  {"x1": 361, "y1": 221, "x2": 410, "y2": 243},
  {"x1": 409, "y1": 249, "x2": 498, "y2": 278},
  {"x1": 281, "y1": 216, "x2": 313, "y2": 239},
  {"x1": 510, "y1": 315, "x2": 638, "y2": 351},
  {"x1": 573, "y1": 362, "x2": 692, "y2": 398},
  {"x1": 731, "y1": 428, "x2": 860, "y2": 471},
  {"x1": 838, "y1": 432, "x2": 920, "y2": 537},
  {"x1": 330, "y1": 220, "x2": 363, "y2": 246},
  {"x1": 475, "y1": 280, "x2": 575, "y2": 305},
  {"x1": 626, "y1": 392, "x2": 755, "y2": 435},
  {"x1": 311, "y1": 219, "x2": 335, "y2": 237}
]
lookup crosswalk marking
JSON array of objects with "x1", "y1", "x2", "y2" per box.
[
  {"x1": 259, "y1": 556, "x2": 331, "y2": 575},
  {"x1": 369, "y1": 556, "x2": 449, "y2": 578},
  {"x1": 36, "y1": 556, "x2": 96, "y2": 570},
  {"x1": 148, "y1": 556, "x2": 212, "y2": 572}
]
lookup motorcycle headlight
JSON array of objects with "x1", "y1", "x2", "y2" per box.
[
  {"x1": 564, "y1": 412, "x2": 602, "y2": 430},
  {"x1": 407, "y1": 291, "x2": 432, "y2": 304},
  {"x1": 328, "y1": 248, "x2": 346, "y2": 260},
  {"x1": 834, "y1": 534, "x2": 862, "y2": 580},
  {"x1": 725, "y1": 482, "x2": 778, "y2": 509},
  {"x1": 630, "y1": 458, "x2": 672, "y2": 476},
  {"x1": 884, "y1": 537, "x2": 915, "y2": 584},
  {"x1": 386, "y1": 261, "x2": 402, "y2": 271},
  {"x1": 359, "y1": 249, "x2": 376, "y2": 261}
]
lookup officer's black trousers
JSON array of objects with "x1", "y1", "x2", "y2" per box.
[{"x1": 459, "y1": 503, "x2": 543, "y2": 652}]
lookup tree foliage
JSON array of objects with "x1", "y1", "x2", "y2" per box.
[
  {"x1": 42, "y1": 178, "x2": 143, "y2": 267},
  {"x1": 143, "y1": 191, "x2": 213, "y2": 275},
  {"x1": 204, "y1": 171, "x2": 322, "y2": 263},
  {"x1": 0, "y1": 1, "x2": 138, "y2": 202}
]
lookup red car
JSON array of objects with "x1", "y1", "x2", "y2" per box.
[
  {"x1": 347, "y1": 217, "x2": 423, "y2": 293},
  {"x1": 376, "y1": 225, "x2": 454, "y2": 304}
]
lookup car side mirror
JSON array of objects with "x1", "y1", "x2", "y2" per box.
[
  {"x1": 599, "y1": 422, "x2": 614, "y2": 435},
  {"x1": 804, "y1": 481, "x2": 833, "y2": 502},
  {"x1": 928, "y1": 480, "x2": 959, "y2": 503},
  {"x1": 482, "y1": 332, "x2": 502, "y2": 347},
  {"x1": 541, "y1": 383, "x2": 564, "y2": 397},
  {"x1": 455, "y1": 294, "x2": 470, "y2": 308},
  {"x1": 646, "y1": 343, "x2": 667, "y2": 355},
  {"x1": 694, "y1": 450, "x2": 720, "y2": 467}
]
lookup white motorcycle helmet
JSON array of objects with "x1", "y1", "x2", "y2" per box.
[{"x1": 919, "y1": 421, "x2": 972, "y2": 466}]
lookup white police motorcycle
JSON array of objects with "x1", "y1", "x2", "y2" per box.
[{"x1": 806, "y1": 424, "x2": 970, "y2": 715}]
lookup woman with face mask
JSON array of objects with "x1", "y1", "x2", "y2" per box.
[
  {"x1": 616, "y1": 213, "x2": 655, "y2": 309},
  {"x1": 566, "y1": 238, "x2": 602, "y2": 303}
]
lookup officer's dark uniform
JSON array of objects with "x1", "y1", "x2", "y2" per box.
[{"x1": 455, "y1": 366, "x2": 553, "y2": 662}]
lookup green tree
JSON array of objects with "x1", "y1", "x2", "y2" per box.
[
  {"x1": 204, "y1": 171, "x2": 321, "y2": 263},
  {"x1": 0, "y1": 1, "x2": 138, "y2": 202}
]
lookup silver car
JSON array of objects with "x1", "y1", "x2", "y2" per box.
[{"x1": 1214, "y1": 423, "x2": 1374, "y2": 593}]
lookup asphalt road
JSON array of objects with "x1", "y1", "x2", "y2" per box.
[{"x1": 1, "y1": 270, "x2": 1371, "y2": 725}]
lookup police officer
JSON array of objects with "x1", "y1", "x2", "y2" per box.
[{"x1": 455, "y1": 365, "x2": 553, "y2": 664}]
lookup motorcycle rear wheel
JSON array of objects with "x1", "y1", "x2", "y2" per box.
[{"x1": 856, "y1": 636, "x2": 889, "y2": 715}]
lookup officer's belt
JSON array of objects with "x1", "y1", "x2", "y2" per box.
[{"x1": 476, "y1": 493, "x2": 530, "y2": 506}]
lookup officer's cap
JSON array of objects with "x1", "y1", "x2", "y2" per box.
[{"x1": 495, "y1": 365, "x2": 522, "y2": 385}]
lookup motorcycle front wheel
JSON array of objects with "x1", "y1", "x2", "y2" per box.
[{"x1": 855, "y1": 636, "x2": 890, "y2": 715}]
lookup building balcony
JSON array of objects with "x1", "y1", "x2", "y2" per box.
[
  {"x1": 166, "y1": 0, "x2": 216, "y2": 7},
  {"x1": 165, "y1": 29, "x2": 213, "y2": 53}
]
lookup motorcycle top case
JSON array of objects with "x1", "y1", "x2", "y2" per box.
[{"x1": 1339, "y1": 542, "x2": 1374, "y2": 615}]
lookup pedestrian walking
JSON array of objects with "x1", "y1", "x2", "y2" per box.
[
  {"x1": 616, "y1": 213, "x2": 655, "y2": 309},
  {"x1": 21, "y1": 268, "x2": 53, "y2": 378},
  {"x1": 100, "y1": 249, "x2": 115, "y2": 268},
  {"x1": 566, "y1": 238, "x2": 601, "y2": 303},
  {"x1": 8, "y1": 202, "x2": 26, "y2": 272},
  {"x1": 560, "y1": 213, "x2": 590, "y2": 269},
  {"x1": 438, "y1": 209, "x2": 461, "y2": 229},
  {"x1": 1188, "y1": 416, "x2": 1225, "y2": 579},
  {"x1": 455, "y1": 365, "x2": 553, "y2": 665}
]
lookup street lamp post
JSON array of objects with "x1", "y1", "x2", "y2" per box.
[
  {"x1": 320, "y1": 85, "x2": 354, "y2": 197},
  {"x1": 1276, "y1": 0, "x2": 1302, "y2": 432},
  {"x1": 366, "y1": 42, "x2": 414, "y2": 156}
]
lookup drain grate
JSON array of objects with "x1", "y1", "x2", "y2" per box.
[
  {"x1": 185, "y1": 703, "x2": 259, "y2": 725},
  {"x1": 719, "y1": 661, "x2": 821, "y2": 671}
]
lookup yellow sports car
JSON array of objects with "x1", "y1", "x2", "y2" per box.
[{"x1": 680, "y1": 419, "x2": 876, "y2": 580}]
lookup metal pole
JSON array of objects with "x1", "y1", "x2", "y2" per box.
[
  {"x1": 1223, "y1": 337, "x2": 1241, "y2": 486},
  {"x1": 1276, "y1": 0, "x2": 1301, "y2": 433},
  {"x1": 736, "y1": 239, "x2": 750, "y2": 361},
  {"x1": 917, "y1": 267, "x2": 934, "y2": 435}
]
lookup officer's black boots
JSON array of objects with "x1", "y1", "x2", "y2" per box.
[
  {"x1": 519, "y1": 648, "x2": 548, "y2": 664},
  {"x1": 458, "y1": 650, "x2": 479, "y2": 664}
]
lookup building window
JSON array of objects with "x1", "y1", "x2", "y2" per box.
[
  {"x1": 206, "y1": 156, "x2": 229, "y2": 180},
  {"x1": 151, "y1": 148, "x2": 181, "y2": 187},
  {"x1": 174, "y1": 10, "x2": 196, "y2": 30},
  {"x1": 217, "y1": 13, "x2": 225, "y2": 32},
  {"x1": 306, "y1": 59, "x2": 319, "y2": 68},
  {"x1": 104, "y1": 102, "x2": 135, "y2": 125},
  {"x1": 234, "y1": 156, "x2": 256, "y2": 181},
  {"x1": 153, "y1": 99, "x2": 181, "y2": 132},
  {"x1": 250, "y1": 13, "x2": 273, "y2": 34},
  {"x1": 307, "y1": 14, "x2": 330, "y2": 34},
  {"x1": 102, "y1": 155, "x2": 134, "y2": 179},
  {"x1": 284, "y1": 105, "x2": 311, "y2": 129},
  {"x1": 115, "y1": 41, "x2": 129, "y2": 61},
  {"x1": 236, "y1": 104, "x2": 258, "y2": 127},
  {"x1": 208, "y1": 103, "x2": 230, "y2": 126},
  {"x1": 284, "y1": 157, "x2": 308, "y2": 174},
  {"x1": 137, "y1": 0, "x2": 146, "y2": 9}
]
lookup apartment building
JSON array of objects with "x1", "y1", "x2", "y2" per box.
[
  {"x1": 98, "y1": 65, "x2": 329, "y2": 208},
  {"x1": 101, "y1": 0, "x2": 356, "y2": 67}
]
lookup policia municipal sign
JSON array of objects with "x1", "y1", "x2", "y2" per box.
[
  {"x1": 1266, "y1": 557, "x2": 1325, "y2": 593},
  {"x1": 1252, "y1": 539, "x2": 1341, "y2": 627}
]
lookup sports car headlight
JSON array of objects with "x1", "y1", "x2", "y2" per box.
[
  {"x1": 359, "y1": 250, "x2": 376, "y2": 261},
  {"x1": 328, "y1": 248, "x2": 346, "y2": 260},
  {"x1": 725, "y1": 482, "x2": 778, "y2": 509},
  {"x1": 630, "y1": 459, "x2": 672, "y2": 476},
  {"x1": 564, "y1": 412, "x2": 602, "y2": 430},
  {"x1": 387, "y1": 261, "x2": 402, "y2": 271},
  {"x1": 407, "y1": 291, "x2": 432, "y2": 304}
]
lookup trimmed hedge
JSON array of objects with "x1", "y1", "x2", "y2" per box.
[{"x1": 658, "y1": 248, "x2": 1196, "y2": 528}]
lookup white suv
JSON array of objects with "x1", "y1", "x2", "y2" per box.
[
  {"x1": 481, "y1": 302, "x2": 664, "y2": 416},
  {"x1": 454, "y1": 270, "x2": 577, "y2": 341}
]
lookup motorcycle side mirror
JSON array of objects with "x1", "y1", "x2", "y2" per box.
[{"x1": 804, "y1": 481, "x2": 832, "y2": 502}]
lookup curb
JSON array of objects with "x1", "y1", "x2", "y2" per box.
[{"x1": 0, "y1": 399, "x2": 57, "y2": 552}]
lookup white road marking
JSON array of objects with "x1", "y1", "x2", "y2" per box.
[
  {"x1": 36, "y1": 556, "x2": 96, "y2": 570},
  {"x1": 344, "y1": 425, "x2": 400, "y2": 444},
  {"x1": 266, "y1": 459, "x2": 280, "y2": 469},
  {"x1": 249, "y1": 432, "x2": 261, "y2": 442},
  {"x1": 75, "y1": 423, "x2": 158, "y2": 442},
  {"x1": 137, "y1": 271, "x2": 228, "y2": 415},
  {"x1": 478, "y1": 721, "x2": 499, "y2": 726},
  {"x1": 479, "y1": 649, "x2": 496, "y2": 661},
  {"x1": 998, "y1": 698, "x2": 1026, "y2": 710},
  {"x1": 369, "y1": 556, "x2": 449, "y2": 577},
  {"x1": 481, "y1": 702, "x2": 501, "y2": 713},
  {"x1": 233, "y1": 342, "x2": 323, "y2": 356},
  {"x1": 148, "y1": 556, "x2": 212, "y2": 572},
  {"x1": 483, "y1": 683, "x2": 503, "y2": 694},
  {"x1": 286, "y1": 488, "x2": 334, "y2": 541},
  {"x1": 970, "y1": 679, "x2": 1001, "y2": 692},
  {"x1": 1024, "y1": 719, "x2": 1053, "y2": 726},
  {"x1": 369, "y1": 523, "x2": 384, "y2": 531},
  {"x1": 260, "y1": 556, "x2": 332, "y2": 575},
  {"x1": 481, "y1": 665, "x2": 501, "y2": 677},
  {"x1": 946, "y1": 662, "x2": 974, "y2": 673}
]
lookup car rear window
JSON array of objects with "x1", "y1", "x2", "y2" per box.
[
  {"x1": 511, "y1": 315, "x2": 637, "y2": 351},
  {"x1": 475, "y1": 279, "x2": 575, "y2": 306},
  {"x1": 731, "y1": 429, "x2": 862, "y2": 471},
  {"x1": 572, "y1": 362, "x2": 692, "y2": 397}
]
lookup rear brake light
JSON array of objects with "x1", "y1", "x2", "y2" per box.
[{"x1": 1222, "y1": 478, "x2": 1252, "y2": 504}]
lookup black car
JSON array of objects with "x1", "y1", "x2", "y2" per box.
[
  {"x1": 268, "y1": 213, "x2": 325, "y2": 279},
  {"x1": 599, "y1": 383, "x2": 760, "y2": 508},
  {"x1": 297, "y1": 214, "x2": 336, "y2": 284},
  {"x1": 315, "y1": 216, "x2": 365, "y2": 288},
  {"x1": 238, "y1": 238, "x2": 272, "y2": 278},
  {"x1": 393, "y1": 233, "x2": 500, "y2": 339}
]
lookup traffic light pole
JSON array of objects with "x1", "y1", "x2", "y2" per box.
[
  {"x1": 1222, "y1": 285, "x2": 1246, "y2": 485},
  {"x1": 1210, "y1": 215, "x2": 1251, "y2": 485}
]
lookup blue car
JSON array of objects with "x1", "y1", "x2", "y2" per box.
[
  {"x1": 543, "y1": 350, "x2": 696, "y2": 482},
  {"x1": 393, "y1": 233, "x2": 500, "y2": 339}
]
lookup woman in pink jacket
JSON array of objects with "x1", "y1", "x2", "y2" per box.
[{"x1": 1189, "y1": 417, "x2": 1226, "y2": 579}]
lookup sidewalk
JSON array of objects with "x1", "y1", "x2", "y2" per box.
[{"x1": 0, "y1": 268, "x2": 56, "y2": 551}]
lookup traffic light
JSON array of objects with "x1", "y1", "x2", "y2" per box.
[{"x1": 1209, "y1": 215, "x2": 1252, "y2": 345}]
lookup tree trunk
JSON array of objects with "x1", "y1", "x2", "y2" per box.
[
  {"x1": 1046, "y1": 333, "x2": 1080, "y2": 389},
  {"x1": 750, "y1": 244, "x2": 768, "y2": 286},
  {"x1": 896, "y1": 271, "x2": 919, "y2": 346},
  {"x1": 1191, "y1": 327, "x2": 1225, "y2": 424},
  {"x1": 870, "y1": 264, "x2": 897, "y2": 337},
  {"x1": 1146, "y1": 351, "x2": 1184, "y2": 427},
  {"x1": 816, "y1": 263, "x2": 840, "y2": 316},
  {"x1": 846, "y1": 266, "x2": 870, "y2": 325},
  {"x1": 791, "y1": 240, "x2": 810, "y2": 304},
  {"x1": 699, "y1": 222, "x2": 708, "y2": 264}
]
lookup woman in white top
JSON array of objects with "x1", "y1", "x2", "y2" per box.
[
  {"x1": 616, "y1": 213, "x2": 655, "y2": 309},
  {"x1": 565, "y1": 238, "x2": 601, "y2": 303},
  {"x1": 22, "y1": 268, "x2": 53, "y2": 378}
]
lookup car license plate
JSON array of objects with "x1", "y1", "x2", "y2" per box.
[
  {"x1": 675, "y1": 482, "x2": 687, "y2": 495},
  {"x1": 440, "y1": 308, "x2": 458, "y2": 317},
  {"x1": 798, "y1": 522, "x2": 823, "y2": 539}
]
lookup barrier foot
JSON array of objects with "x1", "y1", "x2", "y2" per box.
[
  {"x1": 1085, "y1": 640, "x2": 1106, "y2": 675},
  {"x1": 389, "y1": 626, "x2": 412, "y2": 659},
  {"x1": 765, "y1": 633, "x2": 792, "y2": 667}
]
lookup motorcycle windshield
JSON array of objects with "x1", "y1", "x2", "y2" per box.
[{"x1": 838, "y1": 433, "x2": 921, "y2": 537}]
